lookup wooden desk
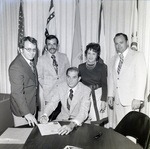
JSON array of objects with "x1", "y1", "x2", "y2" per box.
[{"x1": 0, "y1": 122, "x2": 142, "y2": 149}]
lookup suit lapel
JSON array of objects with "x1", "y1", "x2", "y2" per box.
[
  {"x1": 19, "y1": 54, "x2": 36, "y2": 84},
  {"x1": 57, "y1": 52, "x2": 62, "y2": 76},
  {"x1": 120, "y1": 49, "x2": 134, "y2": 74},
  {"x1": 61, "y1": 84, "x2": 70, "y2": 112},
  {"x1": 112, "y1": 55, "x2": 118, "y2": 76}
]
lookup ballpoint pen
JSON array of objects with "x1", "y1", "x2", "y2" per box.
[{"x1": 94, "y1": 132, "x2": 103, "y2": 139}]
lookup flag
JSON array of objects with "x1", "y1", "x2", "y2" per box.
[
  {"x1": 18, "y1": 0, "x2": 24, "y2": 52},
  {"x1": 98, "y1": 0, "x2": 107, "y2": 63},
  {"x1": 71, "y1": 0, "x2": 82, "y2": 67},
  {"x1": 45, "y1": 0, "x2": 56, "y2": 37},
  {"x1": 130, "y1": 0, "x2": 138, "y2": 50}
]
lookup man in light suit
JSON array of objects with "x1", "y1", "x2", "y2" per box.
[
  {"x1": 9, "y1": 36, "x2": 38, "y2": 127},
  {"x1": 37, "y1": 35, "x2": 70, "y2": 120},
  {"x1": 40, "y1": 67, "x2": 91, "y2": 135},
  {"x1": 108, "y1": 33, "x2": 146, "y2": 127}
]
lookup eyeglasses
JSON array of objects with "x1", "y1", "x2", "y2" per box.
[
  {"x1": 47, "y1": 43, "x2": 57, "y2": 46},
  {"x1": 24, "y1": 48, "x2": 37, "y2": 52}
]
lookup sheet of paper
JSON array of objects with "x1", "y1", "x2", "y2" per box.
[
  {"x1": 64, "y1": 145, "x2": 83, "y2": 149},
  {"x1": 37, "y1": 122, "x2": 61, "y2": 136},
  {"x1": 0, "y1": 128, "x2": 33, "y2": 144}
]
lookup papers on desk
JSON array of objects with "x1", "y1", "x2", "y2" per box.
[
  {"x1": 64, "y1": 145, "x2": 83, "y2": 149},
  {"x1": 0, "y1": 128, "x2": 33, "y2": 144},
  {"x1": 37, "y1": 122, "x2": 61, "y2": 136}
]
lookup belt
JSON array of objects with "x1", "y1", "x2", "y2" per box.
[{"x1": 88, "y1": 84, "x2": 101, "y2": 90}]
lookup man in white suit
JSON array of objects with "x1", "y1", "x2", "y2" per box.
[
  {"x1": 108, "y1": 33, "x2": 146, "y2": 127},
  {"x1": 37, "y1": 35, "x2": 70, "y2": 120},
  {"x1": 40, "y1": 67, "x2": 91, "y2": 135}
]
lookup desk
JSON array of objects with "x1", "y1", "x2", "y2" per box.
[
  {"x1": 23, "y1": 122, "x2": 142, "y2": 149},
  {"x1": 0, "y1": 122, "x2": 142, "y2": 149},
  {"x1": 0, "y1": 94, "x2": 14, "y2": 133}
]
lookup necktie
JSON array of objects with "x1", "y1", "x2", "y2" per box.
[
  {"x1": 51, "y1": 55, "x2": 58, "y2": 74},
  {"x1": 117, "y1": 54, "x2": 124, "y2": 74},
  {"x1": 30, "y1": 61, "x2": 35, "y2": 74},
  {"x1": 67, "y1": 89, "x2": 73, "y2": 110}
]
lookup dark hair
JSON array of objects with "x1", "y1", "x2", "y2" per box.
[
  {"x1": 45, "y1": 35, "x2": 59, "y2": 45},
  {"x1": 85, "y1": 43, "x2": 101, "y2": 61},
  {"x1": 66, "y1": 67, "x2": 79, "y2": 77},
  {"x1": 114, "y1": 33, "x2": 128, "y2": 42},
  {"x1": 20, "y1": 36, "x2": 37, "y2": 48}
]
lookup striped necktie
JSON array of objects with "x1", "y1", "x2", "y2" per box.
[
  {"x1": 30, "y1": 61, "x2": 35, "y2": 74},
  {"x1": 51, "y1": 55, "x2": 58, "y2": 74},
  {"x1": 117, "y1": 54, "x2": 124, "y2": 74},
  {"x1": 67, "y1": 89, "x2": 73, "y2": 110}
]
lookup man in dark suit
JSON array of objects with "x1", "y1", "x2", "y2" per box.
[
  {"x1": 9, "y1": 36, "x2": 38, "y2": 127},
  {"x1": 40, "y1": 67, "x2": 91, "y2": 135}
]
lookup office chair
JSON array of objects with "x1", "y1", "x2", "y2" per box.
[{"x1": 114, "y1": 111, "x2": 150, "y2": 149}]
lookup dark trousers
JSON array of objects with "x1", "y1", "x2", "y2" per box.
[{"x1": 49, "y1": 102, "x2": 61, "y2": 121}]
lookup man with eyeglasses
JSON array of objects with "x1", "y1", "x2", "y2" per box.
[
  {"x1": 9, "y1": 36, "x2": 38, "y2": 127},
  {"x1": 37, "y1": 35, "x2": 70, "y2": 121}
]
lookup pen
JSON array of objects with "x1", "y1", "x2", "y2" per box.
[{"x1": 94, "y1": 132, "x2": 103, "y2": 139}]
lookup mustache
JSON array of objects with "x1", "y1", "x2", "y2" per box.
[{"x1": 47, "y1": 48, "x2": 56, "y2": 52}]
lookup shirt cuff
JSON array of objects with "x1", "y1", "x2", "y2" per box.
[{"x1": 71, "y1": 119, "x2": 81, "y2": 126}]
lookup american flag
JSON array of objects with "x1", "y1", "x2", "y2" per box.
[
  {"x1": 18, "y1": 0, "x2": 24, "y2": 50},
  {"x1": 130, "y1": 0, "x2": 138, "y2": 50},
  {"x1": 45, "y1": 0, "x2": 56, "y2": 37}
]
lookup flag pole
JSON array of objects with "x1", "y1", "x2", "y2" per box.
[{"x1": 17, "y1": 0, "x2": 24, "y2": 54}]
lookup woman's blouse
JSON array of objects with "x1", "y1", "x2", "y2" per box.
[{"x1": 78, "y1": 62, "x2": 107, "y2": 101}]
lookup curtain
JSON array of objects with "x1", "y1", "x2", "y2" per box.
[{"x1": 138, "y1": 1, "x2": 150, "y2": 116}]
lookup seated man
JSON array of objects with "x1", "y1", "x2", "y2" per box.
[{"x1": 40, "y1": 67, "x2": 91, "y2": 135}]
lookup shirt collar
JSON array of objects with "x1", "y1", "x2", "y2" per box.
[
  {"x1": 118, "y1": 47, "x2": 129, "y2": 59},
  {"x1": 69, "y1": 84, "x2": 78, "y2": 93},
  {"x1": 21, "y1": 53, "x2": 31, "y2": 65},
  {"x1": 48, "y1": 51, "x2": 58, "y2": 58}
]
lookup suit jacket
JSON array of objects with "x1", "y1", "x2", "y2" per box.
[
  {"x1": 9, "y1": 54, "x2": 38, "y2": 117},
  {"x1": 108, "y1": 49, "x2": 146, "y2": 106},
  {"x1": 44, "y1": 82, "x2": 91, "y2": 124},
  {"x1": 37, "y1": 51, "x2": 70, "y2": 102}
]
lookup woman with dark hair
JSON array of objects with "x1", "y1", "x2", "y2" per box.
[{"x1": 78, "y1": 43, "x2": 108, "y2": 125}]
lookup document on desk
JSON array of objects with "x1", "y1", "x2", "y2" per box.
[
  {"x1": 0, "y1": 128, "x2": 33, "y2": 144},
  {"x1": 37, "y1": 122, "x2": 61, "y2": 136},
  {"x1": 64, "y1": 145, "x2": 83, "y2": 149}
]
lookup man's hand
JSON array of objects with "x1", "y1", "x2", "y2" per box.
[
  {"x1": 39, "y1": 115, "x2": 49, "y2": 124},
  {"x1": 100, "y1": 101, "x2": 106, "y2": 113},
  {"x1": 58, "y1": 122, "x2": 77, "y2": 135},
  {"x1": 108, "y1": 97, "x2": 114, "y2": 108},
  {"x1": 25, "y1": 113, "x2": 38, "y2": 126},
  {"x1": 132, "y1": 99, "x2": 142, "y2": 110}
]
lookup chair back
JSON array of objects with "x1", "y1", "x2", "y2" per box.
[{"x1": 114, "y1": 111, "x2": 150, "y2": 149}]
